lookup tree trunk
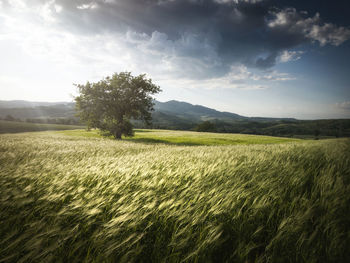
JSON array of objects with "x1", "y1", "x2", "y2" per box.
[
  {"x1": 115, "y1": 116, "x2": 124, "y2": 139},
  {"x1": 114, "y1": 130, "x2": 122, "y2": 140}
]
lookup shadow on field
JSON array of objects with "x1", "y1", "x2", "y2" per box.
[
  {"x1": 133, "y1": 129, "x2": 153, "y2": 133},
  {"x1": 125, "y1": 137, "x2": 202, "y2": 146}
]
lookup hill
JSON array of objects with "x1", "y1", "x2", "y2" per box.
[
  {"x1": 1, "y1": 99, "x2": 349, "y2": 138},
  {"x1": 0, "y1": 120, "x2": 83, "y2": 134},
  {"x1": 0, "y1": 100, "x2": 72, "y2": 108},
  {"x1": 0, "y1": 104, "x2": 76, "y2": 119},
  {"x1": 0, "y1": 99, "x2": 290, "y2": 122},
  {"x1": 154, "y1": 100, "x2": 296, "y2": 122},
  {"x1": 154, "y1": 100, "x2": 245, "y2": 121}
]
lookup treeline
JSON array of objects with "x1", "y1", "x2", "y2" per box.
[
  {"x1": 0, "y1": 115, "x2": 81, "y2": 125},
  {"x1": 2, "y1": 114, "x2": 350, "y2": 139},
  {"x1": 134, "y1": 118, "x2": 350, "y2": 138},
  {"x1": 191, "y1": 119, "x2": 350, "y2": 138}
]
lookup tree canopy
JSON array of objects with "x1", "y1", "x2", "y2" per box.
[
  {"x1": 75, "y1": 72, "x2": 161, "y2": 139},
  {"x1": 195, "y1": 121, "x2": 217, "y2": 132}
]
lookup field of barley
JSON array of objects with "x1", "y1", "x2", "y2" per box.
[{"x1": 0, "y1": 129, "x2": 349, "y2": 262}]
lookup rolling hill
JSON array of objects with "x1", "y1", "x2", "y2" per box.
[
  {"x1": 154, "y1": 100, "x2": 245, "y2": 121},
  {"x1": 0, "y1": 99, "x2": 275, "y2": 121},
  {"x1": 1, "y1": 100, "x2": 349, "y2": 137}
]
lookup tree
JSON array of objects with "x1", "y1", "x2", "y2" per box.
[
  {"x1": 314, "y1": 128, "x2": 320, "y2": 140},
  {"x1": 5, "y1": 115, "x2": 15, "y2": 121},
  {"x1": 195, "y1": 121, "x2": 217, "y2": 132},
  {"x1": 75, "y1": 72, "x2": 161, "y2": 139}
]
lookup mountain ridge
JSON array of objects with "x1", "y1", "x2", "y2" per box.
[
  {"x1": 0, "y1": 99, "x2": 349, "y2": 137},
  {"x1": 154, "y1": 100, "x2": 246, "y2": 121},
  {"x1": 0, "y1": 99, "x2": 295, "y2": 121}
]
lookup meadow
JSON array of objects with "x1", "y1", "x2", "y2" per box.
[
  {"x1": 0, "y1": 129, "x2": 349, "y2": 262},
  {"x1": 58, "y1": 129, "x2": 300, "y2": 145},
  {"x1": 0, "y1": 120, "x2": 83, "y2": 134}
]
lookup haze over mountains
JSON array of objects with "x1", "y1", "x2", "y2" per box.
[
  {"x1": 0, "y1": 100, "x2": 349, "y2": 137},
  {"x1": 0, "y1": 99, "x2": 293, "y2": 121}
]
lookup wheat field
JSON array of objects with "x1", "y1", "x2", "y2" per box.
[{"x1": 0, "y1": 130, "x2": 349, "y2": 262}]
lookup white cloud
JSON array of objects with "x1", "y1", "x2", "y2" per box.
[
  {"x1": 279, "y1": 50, "x2": 304, "y2": 63},
  {"x1": 54, "y1": 4, "x2": 62, "y2": 13},
  {"x1": 258, "y1": 71, "x2": 295, "y2": 81},
  {"x1": 268, "y1": 8, "x2": 350, "y2": 46},
  {"x1": 225, "y1": 66, "x2": 295, "y2": 82},
  {"x1": 268, "y1": 8, "x2": 319, "y2": 28},
  {"x1": 233, "y1": 0, "x2": 265, "y2": 3},
  {"x1": 336, "y1": 101, "x2": 350, "y2": 110},
  {"x1": 77, "y1": 3, "x2": 98, "y2": 10},
  {"x1": 308, "y1": 23, "x2": 350, "y2": 46},
  {"x1": 7, "y1": 0, "x2": 26, "y2": 9},
  {"x1": 39, "y1": 0, "x2": 58, "y2": 22},
  {"x1": 124, "y1": 30, "x2": 222, "y2": 79},
  {"x1": 0, "y1": 0, "x2": 301, "y2": 102},
  {"x1": 157, "y1": 65, "x2": 293, "y2": 91},
  {"x1": 157, "y1": 75, "x2": 268, "y2": 91},
  {"x1": 333, "y1": 101, "x2": 350, "y2": 118}
]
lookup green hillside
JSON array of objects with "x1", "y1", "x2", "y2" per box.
[
  {"x1": 0, "y1": 130, "x2": 349, "y2": 262},
  {"x1": 1, "y1": 100, "x2": 350, "y2": 138}
]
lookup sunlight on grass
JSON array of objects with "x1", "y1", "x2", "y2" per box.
[
  {"x1": 57, "y1": 129, "x2": 301, "y2": 146},
  {"x1": 0, "y1": 131, "x2": 349, "y2": 262}
]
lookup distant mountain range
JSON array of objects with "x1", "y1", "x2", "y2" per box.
[
  {"x1": 0, "y1": 101, "x2": 76, "y2": 119},
  {"x1": 154, "y1": 100, "x2": 296, "y2": 122},
  {"x1": 154, "y1": 100, "x2": 245, "y2": 121},
  {"x1": 0, "y1": 100, "x2": 73, "y2": 108},
  {"x1": 0, "y1": 100, "x2": 349, "y2": 137},
  {"x1": 0, "y1": 99, "x2": 293, "y2": 122}
]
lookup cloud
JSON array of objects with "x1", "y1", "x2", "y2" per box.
[
  {"x1": 278, "y1": 50, "x2": 304, "y2": 63},
  {"x1": 336, "y1": 101, "x2": 350, "y2": 110},
  {"x1": 158, "y1": 76, "x2": 269, "y2": 91},
  {"x1": 1, "y1": 0, "x2": 349, "y2": 92},
  {"x1": 216, "y1": 0, "x2": 265, "y2": 3},
  {"x1": 267, "y1": 8, "x2": 350, "y2": 47},
  {"x1": 5, "y1": 0, "x2": 26, "y2": 9},
  {"x1": 308, "y1": 23, "x2": 350, "y2": 46},
  {"x1": 77, "y1": 3, "x2": 98, "y2": 10},
  {"x1": 69, "y1": 2, "x2": 350, "y2": 68},
  {"x1": 255, "y1": 52, "x2": 278, "y2": 69},
  {"x1": 156, "y1": 65, "x2": 292, "y2": 91}
]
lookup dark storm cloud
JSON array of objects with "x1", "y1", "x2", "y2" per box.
[{"x1": 14, "y1": 0, "x2": 350, "y2": 74}]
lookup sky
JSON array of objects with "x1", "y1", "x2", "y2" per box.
[{"x1": 0, "y1": 0, "x2": 350, "y2": 119}]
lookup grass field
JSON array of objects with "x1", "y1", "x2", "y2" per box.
[
  {"x1": 0, "y1": 130, "x2": 349, "y2": 262},
  {"x1": 0, "y1": 120, "x2": 83, "y2": 134},
  {"x1": 59, "y1": 129, "x2": 301, "y2": 145}
]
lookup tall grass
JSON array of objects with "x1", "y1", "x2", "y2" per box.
[
  {"x1": 59, "y1": 129, "x2": 300, "y2": 145},
  {"x1": 0, "y1": 131, "x2": 349, "y2": 262}
]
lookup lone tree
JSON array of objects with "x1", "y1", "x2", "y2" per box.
[{"x1": 75, "y1": 72, "x2": 161, "y2": 139}]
